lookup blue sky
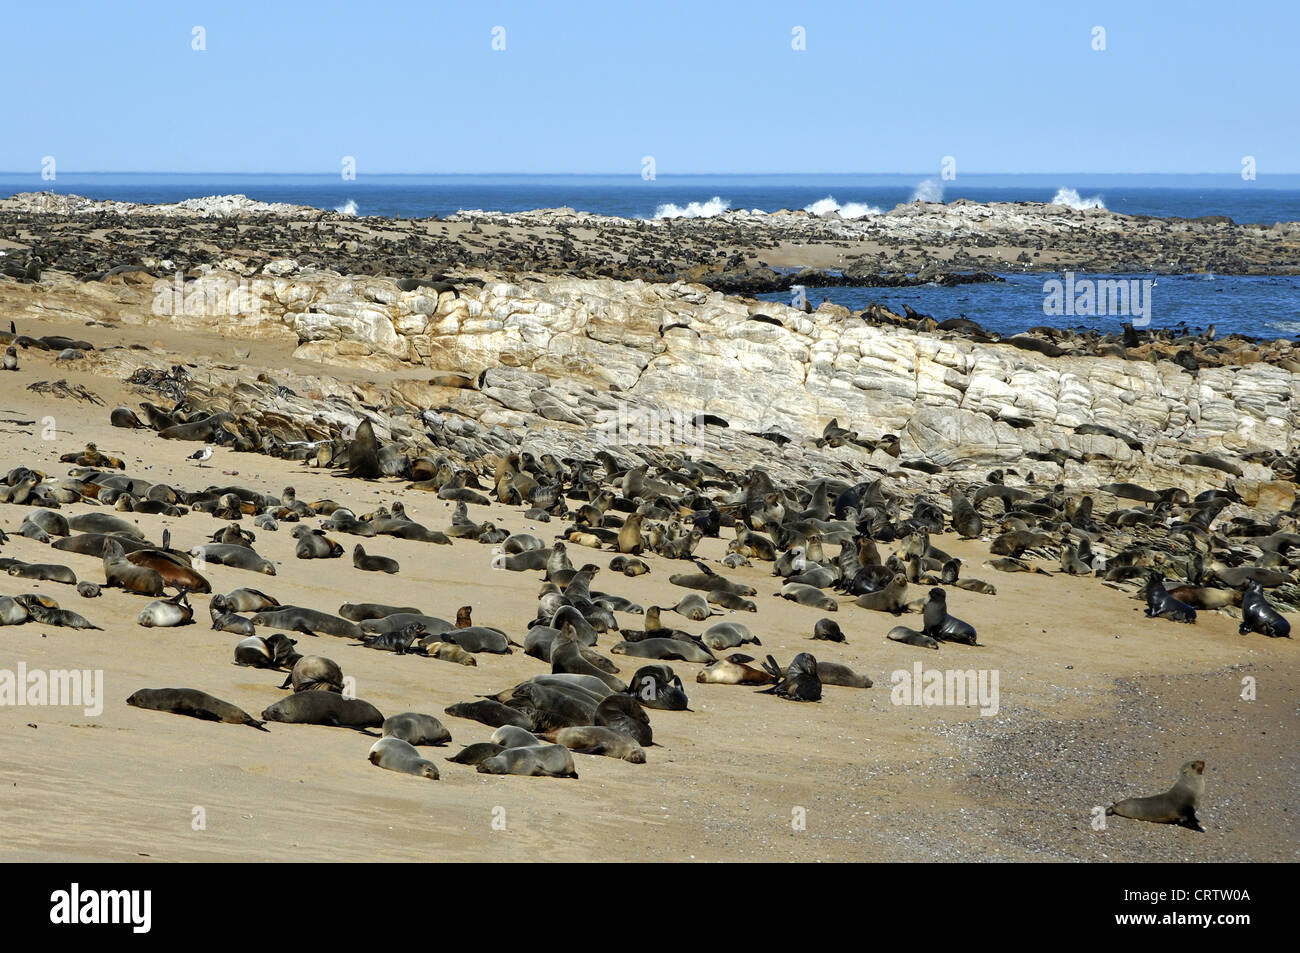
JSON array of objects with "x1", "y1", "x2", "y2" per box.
[{"x1": 5, "y1": 0, "x2": 1296, "y2": 174}]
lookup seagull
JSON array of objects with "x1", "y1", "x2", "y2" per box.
[{"x1": 188, "y1": 445, "x2": 214, "y2": 467}]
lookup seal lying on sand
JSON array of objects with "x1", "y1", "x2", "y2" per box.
[
  {"x1": 127, "y1": 688, "x2": 267, "y2": 731},
  {"x1": 1107, "y1": 760, "x2": 1206, "y2": 832},
  {"x1": 476, "y1": 744, "x2": 579, "y2": 778},
  {"x1": 368, "y1": 737, "x2": 440, "y2": 779},
  {"x1": 261, "y1": 692, "x2": 384, "y2": 730}
]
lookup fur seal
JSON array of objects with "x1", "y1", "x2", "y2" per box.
[
  {"x1": 544, "y1": 726, "x2": 646, "y2": 763},
  {"x1": 219, "y1": 588, "x2": 280, "y2": 612},
  {"x1": 234, "y1": 634, "x2": 299, "y2": 669},
  {"x1": 296, "y1": 532, "x2": 344, "y2": 559},
  {"x1": 8, "y1": 562, "x2": 78, "y2": 585},
  {"x1": 697, "y1": 654, "x2": 773, "y2": 684},
  {"x1": 1239, "y1": 579, "x2": 1290, "y2": 637},
  {"x1": 476, "y1": 744, "x2": 578, "y2": 779},
  {"x1": 127, "y1": 688, "x2": 267, "y2": 731},
  {"x1": 617, "y1": 514, "x2": 645, "y2": 554},
  {"x1": 594, "y1": 693, "x2": 652, "y2": 746},
  {"x1": 24, "y1": 602, "x2": 101, "y2": 629},
  {"x1": 701, "y1": 621, "x2": 761, "y2": 651},
  {"x1": 192, "y1": 543, "x2": 276, "y2": 575},
  {"x1": 281, "y1": 655, "x2": 344, "y2": 693},
  {"x1": 368, "y1": 737, "x2": 440, "y2": 779},
  {"x1": 447, "y1": 742, "x2": 506, "y2": 765},
  {"x1": 886, "y1": 625, "x2": 940, "y2": 649},
  {"x1": 0, "y1": 596, "x2": 30, "y2": 625},
  {"x1": 137, "y1": 592, "x2": 194, "y2": 627},
  {"x1": 611, "y1": 638, "x2": 714, "y2": 664},
  {"x1": 490, "y1": 725, "x2": 545, "y2": 748},
  {"x1": 102, "y1": 539, "x2": 164, "y2": 595},
  {"x1": 1143, "y1": 575, "x2": 1197, "y2": 623},
  {"x1": 626, "y1": 664, "x2": 690, "y2": 710},
  {"x1": 758, "y1": 653, "x2": 822, "y2": 701},
  {"x1": 776, "y1": 582, "x2": 838, "y2": 611},
  {"x1": 921, "y1": 588, "x2": 977, "y2": 645},
  {"x1": 261, "y1": 692, "x2": 384, "y2": 730},
  {"x1": 444, "y1": 700, "x2": 533, "y2": 729},
  {"x1": 424, "y1": 641, "x2": 478, "y2": 665},
  {"x1": 339, "y1": 602, "x2": 422, "y2": 622},
  {"x1": 812, "y1": 618, "x2": 845, "y2": 642},
  {"x1": 1107, "y1": 760, "x2": 1206, "y2": 831},
  {"x1": 853, "y1": 573, "x2": 909, "y2": 613},
  {"x1": 353, "y1": 544, "x2": 399, "y2": 573},
  {"x1": 252, "y1": 607, "x2": 362, "y2": 639}
]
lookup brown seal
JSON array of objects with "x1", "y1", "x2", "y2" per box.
[{"x1": 1107, "y1": 760, "x2": 1206, "y2": 832}]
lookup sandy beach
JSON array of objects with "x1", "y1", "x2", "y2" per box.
[{"x1": 0, "y1": 314, "x2": 1295, "y2": 863}]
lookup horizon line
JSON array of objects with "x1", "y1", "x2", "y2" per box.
[{"x1": 2, "y1": 170, "x2": 1298, "y2": 178}]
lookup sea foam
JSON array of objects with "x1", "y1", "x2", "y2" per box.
[
  {"x1": 910, "y1": 179, "x2": 944, "y2": 203},
  {"x1": 1051, "y1": 187, "x2": 1105, "y2": 210},
  {"x1": 654, "y1": 196, "x2": 729, "y2": 219},
  {"x1": 334, "y1": 199, "x2": 359, "y2": 216},
  {"x1": 804, "y1": 195, "x2": 882, "y2": 219}
]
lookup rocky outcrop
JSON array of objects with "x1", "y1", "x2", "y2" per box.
[{"x1": 5, "y1": 263, "x2": 1298, "y2": 497}]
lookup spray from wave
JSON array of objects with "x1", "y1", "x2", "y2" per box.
[
  {"x1": 1051, "y1": 188, "x2": 1105, "y2": 210},
  {"x1": 654, "y1": 196, "x2": 729, "y2": 219},
  {"x1": 804, "y1": 195, "x2": 882, "y2": 219},
  {"x1": 910, "y1": 179, "x2": 944, "y2": 203},
  {"x1": 335, "y1": 199, "x2": 359, "y2": 216}
]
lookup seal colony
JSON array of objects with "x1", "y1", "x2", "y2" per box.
[{"x1": 0, "y1": 194, "x2": 1296, "y2": 860}]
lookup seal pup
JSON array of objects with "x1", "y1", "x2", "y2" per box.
[
  {"x1": 921, "y1": 588, "x2": 977, "y2": 645},
  {"x1": 127, "y1": 688, "x2": 267, "y2": 731},
  {"x1": 368, "y1": 737, "x2": 440, "y2": 779},
  {"x1": 353, "y1": 544, "x2": 399, "y2": 574},
  {"x1": 1239, "y1": 579, "x2": 1290, "y2": 638},
  {"x1": 1107, "y1": 760, "x2": 1206, "y2": 832},
  {"x1": 886, "y1": 625, "x2": 940, "y2": 649},
  {"x1": 776, "y1": 582, "x2": 838, "y2": 611},
  {"x1": 424, "y1": 641, "x2": 478, "y2": 666},
  {"x1": 812, "y1": 618, "x2": 845, "y2": 642}
]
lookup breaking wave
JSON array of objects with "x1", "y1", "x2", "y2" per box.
[
  {"x1": 910, "y1": 179, "x2": 944, "y2": 203},
  {"x1": 334, "y1": 199, "x2": 359, "y2": 216},
  {"x1": 804, "y1": 195, "x2": 882, "y2": 219},
  {"x1": 1051, "y1": 187, "x2": 1105, "y2": 210},
  {"x1": 654, "y1": 196, "x2": 729, "y2": 219}
]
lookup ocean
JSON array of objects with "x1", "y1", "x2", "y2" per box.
[{"x1": 3, "y1": 172, "x2": 1298, "y2": 338}]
